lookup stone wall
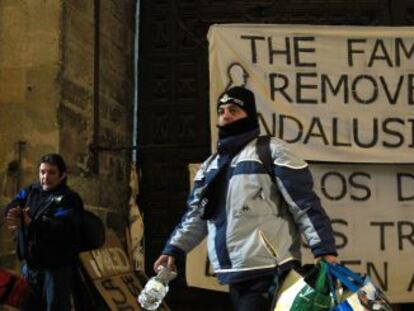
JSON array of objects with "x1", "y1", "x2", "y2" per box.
[{"x1": 0, "y1": 0, "x2": 136, "y2": 268}]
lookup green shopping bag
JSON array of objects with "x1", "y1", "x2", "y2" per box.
[
  {"x1": 290, "y1": 261, "x2": 333, "y2": 310},
  {"x1": 274, "y1": 261, "x2": 334, "y2": 311},
  {"x1": 290, "y1": 261, "x2": 333, "y2": 311}
]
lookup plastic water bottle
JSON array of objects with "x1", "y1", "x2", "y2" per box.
[{"x1": 138, "y1": 266, "x2": 177, "y2": 310}]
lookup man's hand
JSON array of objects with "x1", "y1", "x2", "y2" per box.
[
  {"x1": 6, "y1": 207, "x2": 32, "y2": 229},
  {"x1": 315, "y1": 254, "x2": 337, "y2": 264},
  {"x1": 153, "y1": 254, "x2": 176, "y2": 273}
]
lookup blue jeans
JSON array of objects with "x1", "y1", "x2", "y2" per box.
[{"x1": 21, "y1": 264, "x2": 74, "y2": 311}]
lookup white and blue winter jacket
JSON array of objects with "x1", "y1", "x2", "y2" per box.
[{"x1": 163, "y1": 129, "x2": 337, "y2": 284}]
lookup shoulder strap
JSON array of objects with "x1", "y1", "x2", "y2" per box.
[
  {"x1": 20, "y1": 188, "x2": 35, "y2": 256},
  {"x1": 204, "y1": 153, "x2": 217, "y2": 170},
  {"x1": 256, "y1": 135, "x2": 275, "y2": 183},
  {"x1": 32, "y1": 193, "x2": 64, "y2": 221}
]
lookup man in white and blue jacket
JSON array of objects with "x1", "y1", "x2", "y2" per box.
[{"x1": 154, "y1": 86, "x2": 337, "y2": 310}]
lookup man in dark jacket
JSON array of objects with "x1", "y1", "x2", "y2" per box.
[{"x1": 4, "y1": 153, "x2": 83, "y2": 311}]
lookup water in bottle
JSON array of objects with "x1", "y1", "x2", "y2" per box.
[{"x1": 138, "y1": 265, "x2": 177, "y2": 310}]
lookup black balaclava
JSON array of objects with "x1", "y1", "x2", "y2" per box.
[
  {"x1": 217, "y1": 86, "x2": 259, "y2": 139},
  {"x1": 201, "y1": 87, "x2": 260, "y2": 220}
]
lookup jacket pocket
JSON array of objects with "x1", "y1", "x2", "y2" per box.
[
  {"x1": 258, "y1": 230, "x2": 280, "y2": 260},
  {"x1": 234, "y1": 187, "x2": 275, "y2": 217}
]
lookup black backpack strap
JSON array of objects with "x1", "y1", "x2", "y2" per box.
[
  {"x1": 33, "y1": 199, "x2": 54, "y2": 219},
  {"x1": 256, "y1": 135, "x2": 276, "y2": 183},
  {"x1": 204, "y1": 153, "x2": 218, "y2": 171},
  {"x1": 20, "y1": 188, "x2": 34, "y2": 262}
]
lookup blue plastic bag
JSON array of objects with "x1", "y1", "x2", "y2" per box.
[{"x1": 328, "y1": 264, "x2": 392, "y2": 311}]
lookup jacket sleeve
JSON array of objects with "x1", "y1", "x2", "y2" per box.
[
  {"x1": 162, "y1": 159, "x2": 211, "y2": 258},
  {"x1": 31, "y1": 192, "x2": 84, "y2": 242},
  {"x1": 271, "y1": 140, "x2": 337, "y2": 257},
  {"x1": 3, "y1": 187, "x2": 31, "y2": 216}
]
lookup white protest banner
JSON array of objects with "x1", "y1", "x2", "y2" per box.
[
  {"x1": 305, "y1": 164, "x2": 414, "y2": 303},
  {"x1": 208, "y1": 24, "x2": 414, "y2": 163},
  {"x1": 186, "y1": 164, "x2": 414, "y2": 302}
]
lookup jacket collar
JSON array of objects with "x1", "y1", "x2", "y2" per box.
[
  {"x1": 217, "y1": 128, "x2": 260, "y2": 155},
  {"x1": 32, "y1": 181, "x2": 67, "y2": 195}
]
